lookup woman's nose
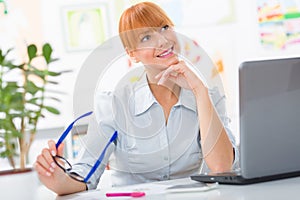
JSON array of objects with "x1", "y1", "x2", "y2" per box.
[{"x1": 155, "y1": 32, "x2": 169, "y2": 48}]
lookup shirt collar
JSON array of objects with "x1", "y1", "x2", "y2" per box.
[
  {"x1": 176, "y1": 88, "x2": 197, "y2": 112},
  {"x1": 133, "y1": 73, "x2": 197, "y2": 116},
  {"x1": 134, "y1": 74, "x2": 157, "y2": 116}
]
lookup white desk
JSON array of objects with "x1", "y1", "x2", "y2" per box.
[{"x1": 54, "y1": 177, "x2": 300, "y2": 200}]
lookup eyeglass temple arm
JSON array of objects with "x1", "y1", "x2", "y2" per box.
[
  {"x1": 55, "y1": 111, "x2": 93, "y2": 149},
  {"x1": 84, "y1": 131, "x2": 118, "y2": 183}
]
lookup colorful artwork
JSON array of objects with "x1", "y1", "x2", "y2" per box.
[
  {"x1": 257, "y1": 0, "x2": 300, "y2": 50},
  {"x1": 62, "y1": 4, "x2": 110, "y2": 51}
]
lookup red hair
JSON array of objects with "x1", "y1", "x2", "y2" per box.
[{"x1": 118, "y1": 2, "x2": 174, "y2": 49}]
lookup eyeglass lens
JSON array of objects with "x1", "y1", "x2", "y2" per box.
[{"x1": 54, "y1": 111, "x2": 118, "y2": 183}]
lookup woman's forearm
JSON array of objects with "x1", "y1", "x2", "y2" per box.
[
  {"x1": 193, "y1": 86, "x2": 234, "y2": 172},
  {"x1": 53, "y1": 175, "x2": 87, "y2": 196}
]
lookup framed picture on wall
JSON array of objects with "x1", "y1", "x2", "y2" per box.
[{"x1": 61, "y1": 3, "x2": 111, "y2": 52}]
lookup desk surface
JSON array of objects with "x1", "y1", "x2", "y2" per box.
[{"x1": 54, "y1": 176, "x2": 300, "y2": 200}]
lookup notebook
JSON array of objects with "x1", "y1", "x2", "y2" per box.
[{"x1": 191, "y1": 57, "x2": 300, "y2": 185}]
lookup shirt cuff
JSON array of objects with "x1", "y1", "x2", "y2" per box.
[{"x1": 70, "y1": 163, "x2": 101, "y2": 190}]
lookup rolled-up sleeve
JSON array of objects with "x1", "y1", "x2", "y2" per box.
[{"x1": 70, "y1": 92, "x2": 116, "y2": 190}]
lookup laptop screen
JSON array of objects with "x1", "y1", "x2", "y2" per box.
[{"x1": 239, "y1": 57, "x2": 300, "y2": 178}]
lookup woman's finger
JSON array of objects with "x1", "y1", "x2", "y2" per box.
[
  {"x1": 155, "y1": 61, "x2": 182, "y2": 80},
  {"x1": 48, "y1": 140, "x2": 57, "y2": 157},
  {"x1": 42, "y1": 148, "x2": 55, "y2": 163},
  {"x1": 157, "y1": 65, "x2": 181, "y2": 85},
  {"x1": 155, "y1": 70, "x2": 164, "y2": 80},
  {"x1": 48, "y1": 139, "x2": 65, "y2": 157},
  {"x1": 36, "y1": 151, "x2": 55, "y2": 174},
  {"x1": 57, "y1": 142, "x2": 65, "y2": 157},
  {"x1": 34, "y1": 162, "x2": 52, "y2": 177}
]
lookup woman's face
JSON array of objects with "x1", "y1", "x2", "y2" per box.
[{"x1": 130, "y1": 25, "x2": 180, "y2": 71}]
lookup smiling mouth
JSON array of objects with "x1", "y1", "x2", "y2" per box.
[{"x1": 157, "y1": 47, "x2": 174, "y2": 58}]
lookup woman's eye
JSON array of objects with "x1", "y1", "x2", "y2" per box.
[
  {"x1": 161, "y1": 25, "x2": 169, "y2": 32},
  {"x1": 141, "y1": 35, "x2": 151, "y2": 42}
]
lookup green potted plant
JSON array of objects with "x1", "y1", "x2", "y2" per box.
[{"x1": 0, "y1": 43, "x2": 67, "y2": 171}]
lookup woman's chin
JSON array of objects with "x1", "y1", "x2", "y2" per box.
[{"x1": 166, "y1": 56, "x2": 179, "y2": 66}]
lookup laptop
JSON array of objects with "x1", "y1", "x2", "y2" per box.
[{"x1": 191, "y1": 57, "x2": 300, "y2": 185}]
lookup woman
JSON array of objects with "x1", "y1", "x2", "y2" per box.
[{"x1": 35, "y1": 2, "x2": 238, "y2": 195}]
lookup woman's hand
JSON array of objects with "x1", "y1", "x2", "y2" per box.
[
  {"x1": 34, "y1": 141, "x2": 87, "y2": 195},
  {"x1": 34, "y1": 140, "x2": 66, "y2": 193},
  {"x1": 155, "y1": 61, "x2": 206, "y2": 93}
]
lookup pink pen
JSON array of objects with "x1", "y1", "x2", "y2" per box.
[{"x1": 106, "y1": 192, "x2": 146, "y2": 198}]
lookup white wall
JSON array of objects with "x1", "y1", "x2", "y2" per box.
[
  {"x1": 2, "y1": 0, "x2": 300, "y2": 139},
  {"x1": 2, "y1": 0, "x2": 300, "y2": 170},
  {"x1": 37, "y1": 0, "x2": 119, "y2": 129}
]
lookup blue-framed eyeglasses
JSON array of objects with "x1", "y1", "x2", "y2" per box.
[{"x1": 53, "y1": 111, "x2": 118, "y2": 183}]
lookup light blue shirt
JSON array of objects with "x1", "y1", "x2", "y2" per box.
[{"x1": 71, "y1": 73, "x2": 239, "y2": 190}]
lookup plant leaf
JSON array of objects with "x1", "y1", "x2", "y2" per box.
[
  {"x1": 26, "y1": 80, "x2": 42, "y2": 95},
  {"x1": 48, "y1": 96, "x2": 61, "y2": 102},
  {"x1": 47, "y1": 80, "x2": 59, "y2": 85},
  {"x1": 47, "y1": 71, "x2": 61, "y2": 76},
  {"x1": 28, "y1": 44, "x2": 38, "y2": 62},
  {"x1": 42, "y1": 43, "x2": 53, "y2": 64},
  {"x1": 27, "y1": 97, "x2": 41, "y2": 105},
  {"x1": 50, "y1": 58, "x2": 59, "y2": 63},
  {"x1": 44, "y1": 106, "x2": 60, "y2": 115},
  {"x1": 0, "y1": 49, "x2": 4, "y2": 63},
  {"x1": 0, "y1": 48, "x2": 13, "y2": 64}
]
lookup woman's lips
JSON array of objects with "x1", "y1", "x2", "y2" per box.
[{"x1": 157, "y1": 47, "x2": 174, "y2": 58}]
